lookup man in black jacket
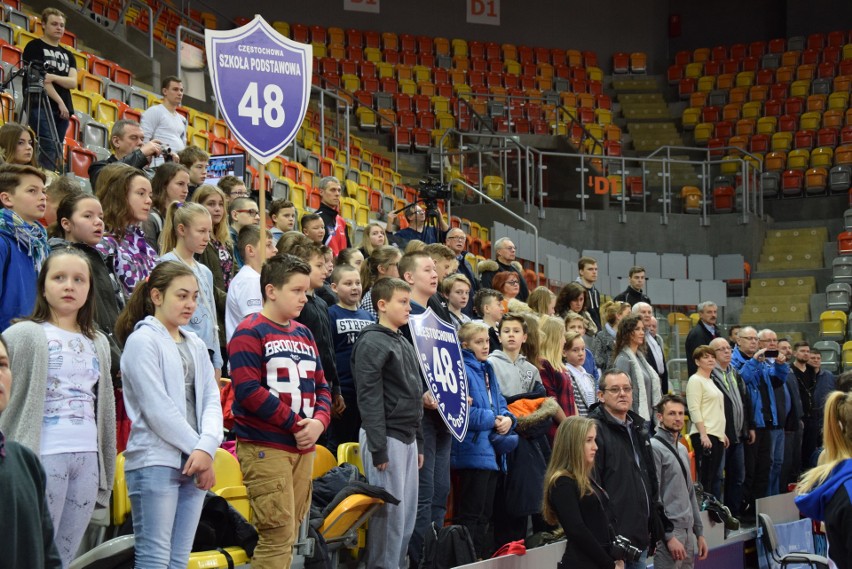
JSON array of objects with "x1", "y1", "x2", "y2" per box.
[
  {"x1": 589, "y1": 369, "x2": 667, "y2": 569},
  {"x1": 709, "y1": 338, "x2": 754, "y2": 516},
  {"x1": 88, "y1": 120, "x2": 164, "y2": 187},
  {"x1": 613, "y1": 265, "x2": 651, "y2": 307},
  {"x1": 685, "y1": 301, "x2": 720, "y2": 376}
]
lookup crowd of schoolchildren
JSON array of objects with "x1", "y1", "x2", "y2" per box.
[{"x1": 3, "y1": 118, "x2": 852, "y2": 569}]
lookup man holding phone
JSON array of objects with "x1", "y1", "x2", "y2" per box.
[{"x1": 732, "y1": 327, "x2": 789, "y2": 516}]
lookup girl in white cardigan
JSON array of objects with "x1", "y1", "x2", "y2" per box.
[
  {"x1": 114, "y1": 260, "x2": 222, "y2": 569},
  {"x1": 0, "y1": 247, "x2": 116, "y2": 568}
]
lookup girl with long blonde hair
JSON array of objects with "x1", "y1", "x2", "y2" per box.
[
  {"x1": 539, "y1": 316, "x2": 576, "y2": 439},
  {"x1": 543, "y1": 416, "x2": 622, "y2": 569},
  {"x1": 796, "y1": 391, "x2": 852, "y2": 568}
]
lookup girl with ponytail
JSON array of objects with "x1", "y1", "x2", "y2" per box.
[
  {"x1": 157, "y1": 201, "x2": 223, "y2": 377},
  {"x1": 114, "y1": 260, "x2": 223, "y2": 568}
]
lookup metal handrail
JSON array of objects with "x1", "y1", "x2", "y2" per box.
[
  {"x1": 114, "y1": 0, "x2": 153, "y2": 58},
  {"x1": 453, "y1": 96, "x2": 498, "y2": 136},
  {"x1": 176, "y1": 25, "x2": 205, "y2": 79},
  {"x1": 449, "y1": 178, "x2": 539, "y2": 277},
  {"x1": 313, "y1": 81, "x2": 399, "y2": 172},
  {"x1": 309, "y1": 84, "x2": 352, "y2": 175},
  {"x1": 436, "y1": 128, "x2": 536, "y2": 211},
  {"x1": 552, "y1": 103, "x2": 603, "y2": 154}
]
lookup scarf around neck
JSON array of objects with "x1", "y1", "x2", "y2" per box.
[{"x1": 0, "y1": 208, "x2": 48, "y2": 270}]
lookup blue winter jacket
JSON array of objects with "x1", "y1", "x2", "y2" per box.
[
  {"x1": 0, "y1": 233, "x2": 38, "y2": 331},
  {"x1": 451, "y1": 349, "x2": 514, "y2": 471},
  {"x1": 731, "y1": 346, "x2": 788, "y2": 428}
]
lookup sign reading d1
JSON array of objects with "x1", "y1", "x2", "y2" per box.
[
  {"x1": 205, "y1": 16, "x2": 312, "y2": 164},
  {"x1": 409, "y1": 309, "x2": 469, "y2": 442}
]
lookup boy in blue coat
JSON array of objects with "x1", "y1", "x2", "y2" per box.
[
  {"x1": 0, "y1": 164, "x2": 48, "y2": 331},
  {"x1": 452, "y1": 321, "x2": 514, "y2": 558}
]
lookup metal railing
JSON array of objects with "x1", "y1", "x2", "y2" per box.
[
  {"x1": 305, "y1": 85, "x2": 352, "y2": 174},
  {"x1": 436, "y1": 129, "x2": 539, "y2": 215},
  {"x1": 113, "y1": 0, "x2": 154, "y2": 58},
  {"x1": 312, "y1": 81, "x2": 399, "y2": 172},
  {"x1": 176, "y1": 26, "x2": 205, "y2": 79}
]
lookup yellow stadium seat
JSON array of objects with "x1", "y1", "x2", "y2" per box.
[
  {"x1": 313, "y1": 445, "x2": 338, "y2": 478},
  {"x1": 821, "y1": 310, "x2": 848, "y2": 342},
  {"x1": 337, "y1": 442, "x2": 365, "y2": 475},
  {"x1": 842, "y1": 341, "x2": 852, "y2": 370}
]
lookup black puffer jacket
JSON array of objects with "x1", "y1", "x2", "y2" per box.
[{"x1": 588, "y1": 403, "x2": 666, "y2": 550}]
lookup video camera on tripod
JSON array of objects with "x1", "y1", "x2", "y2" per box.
[
  {"x1": 417, "y1": 176, "x2": 451, "y2": 220},
  {"x1": 23, "y1": 60, "x2": 58, "y2": 95}
]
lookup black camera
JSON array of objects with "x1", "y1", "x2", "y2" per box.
[
  {"x1": 418, "y1": 176, "x2": 451, "y2": 202},
  {"x1": 611, "y1": 535, "x2": 642, "y2": 562},
  {"x1": 25, "y1": 61, "x2": 56, "y2": 95},
  {"x1": 162, "y1": 147, "x2": 173, "y2": 162},
  {"x1": 418, "y1": 176, "x2": 451, "y2": 218}
]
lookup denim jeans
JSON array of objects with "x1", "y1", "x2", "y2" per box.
[
  {"x1": 409, "y1": 411, "x2": 452, "y2": 564},
  {"x1": 28, "y1": 105, "x2": 68, "y2": 172},
  {"x1": 126, "y1": 465, "x2": 206, "y2": 569},
  {"x1": 768, "y1": 428, "x2": 785, "y2": 496},
  {"x1": 716, "y1": 440, "x2": 745, "y2": 516}
]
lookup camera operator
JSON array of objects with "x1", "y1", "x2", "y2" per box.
[
  {"x1": 651, "y1": 394, "x2": 709, "y2": 569},
  {"x1": 88, "y1": 120, "x2": 164, "y2": 187},
  {"x1": 22, "y1": 7, "x2": 76, "y2": 171},
  {"x1": 390, "y1": 202, "x2": 449, "y2": 247}
]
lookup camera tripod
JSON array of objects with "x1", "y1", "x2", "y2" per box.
[{"x1": 1, "y1": 61, "x2": 65, "y2": 172}]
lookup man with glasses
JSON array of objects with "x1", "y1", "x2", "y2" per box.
[
  {"x1": 479, "y1": 237, "x2": 529, "y2": 302},
  {"x1": 731, "y1": 326, "x2": 788, "y2": 516},
  {"x1": 589, "y1": 369, "x2": 666, "y2": 569},
  {"x1": 709, "y1": 338, "x2": 754, "y2": 517},
  {"x1": 445, "y1": 228, "x2": 479, "y2": 317}
]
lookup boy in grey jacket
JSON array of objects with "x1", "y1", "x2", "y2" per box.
[
  {"x1": 352, "y1": 277, "x2": 424, "y2": 569},
  {"x1": 651, "y1": 394, "x2": 708, "y2": 569}
]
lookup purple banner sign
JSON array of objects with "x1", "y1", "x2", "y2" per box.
[
  {"x1": 409, "y1": 308, "x2": 470, "y2": 442},
  {"x1": 205, "y1": 16, "x2": 312, "y2": 164}
]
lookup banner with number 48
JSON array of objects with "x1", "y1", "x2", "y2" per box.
[
  {"x1": 205, "y1": 16, "x2": 313, "y2": 165},
  {"x1": 409, "y1": 309, "x2": 469, "y2": 442}
]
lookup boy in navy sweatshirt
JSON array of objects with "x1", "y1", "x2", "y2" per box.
[
  {"x1": 327, "y1": 263, "x2": 373, "y2": 454},
  {"x1": 229, "y1": 254, "x2": 332, "y2": 569}
]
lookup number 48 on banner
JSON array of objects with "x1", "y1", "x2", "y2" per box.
[{"x1": 238, "y1": 82, "x2": 286, "y2": 128}]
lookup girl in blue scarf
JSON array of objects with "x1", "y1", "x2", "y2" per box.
[{"x1": 795, "y1": 391, "x2": 852, "y2": 569}]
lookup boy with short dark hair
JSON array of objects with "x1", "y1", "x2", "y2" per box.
[
  {"x1": 326, "y1": 264, "x2": 374, "y2": 453},
  {"x1": 269, "y1": 198, "x2": 297, "y2": 243},
  {"x1": 473, "y1": 288, "x2": 505, "y2": 353},
  {"x1": 229, "y1": 254, "x2": 332, "y2": 569},
  {"x1": 397, "y1": 250, "x2": 453, "y2": 565},
  {"x1": 178, "y1": 145, "x2": 209, "y2": 194},
  {"x1": 301, "y1": 213, "x2": 325, "y2": 244},
  {"x1": 225, "y1": 225, "x2": 277, "y2": 341},
  {"x1": 282, "y1": 239, "x2": 345, "y2": 422},
  {"x1": 0, "y1": 164, "x2": 48, "y2": 331},
  {"x1": 352, "y1": 277, "x2": 424, "y2": 569}
]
